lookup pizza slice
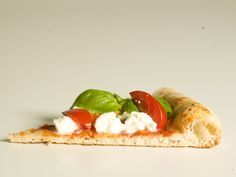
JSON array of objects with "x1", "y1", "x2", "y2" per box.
[{"x1": 8, "y1": 87, "x2": 222, "y2": 148}]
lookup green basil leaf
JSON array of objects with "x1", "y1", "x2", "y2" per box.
[
  {"x1": 121, "y1": 99, "x2": 139, "y2": 113},
  {"x1": 71, "y1": 89, "x2": 122, "y2": 114},
  {"x1": 155, "y1": 96, "x2": 172, "y2": 118},
  {"x1": 114, "y1": 94, "x2": 123, "y2": 104}
]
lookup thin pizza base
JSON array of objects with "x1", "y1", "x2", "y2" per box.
[
  {"x1": 8, "y1": 128, "x2": 219, "y2": 148},
  {"x1": 8, "y1": 88, "x2": 222, "y2": 148}
]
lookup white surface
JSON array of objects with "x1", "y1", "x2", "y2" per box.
[{"x1": 0, "y1": 0, "x2": 236, "y2": 177}]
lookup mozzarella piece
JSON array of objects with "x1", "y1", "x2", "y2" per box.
[
  {"x1": 124, "y1": 112, "x2": 157, "y2": 134},
  {"x1": 95, "y1": 112, "x2": 157, "y2": 134},
  {"x1": 53, "y1": 115, "x2": 79, "y2": 134},
  {"x1": 95, "y1": 112, "x2": 126, "y2": 134}
]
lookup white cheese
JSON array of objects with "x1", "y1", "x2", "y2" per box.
[
  {"x1": 53, "y1": 115, "x2": 79, "y2": 134},
  {"x1": 95, "y1": 111, "x2": 157, "y2": 134},
  {"x1": 124, "y1": 112, "x2": 157, "y2": 134},
  {"x1": 95, "y1": 112, "x2": 126, "y2": 134}
]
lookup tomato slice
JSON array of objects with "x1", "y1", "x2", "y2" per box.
[
  {"x1": 63, "y1": 109, "x2": 93, "y2": 129},
  {"x1": 130, "y1": 91, "x2": 167, "y2": 129}
]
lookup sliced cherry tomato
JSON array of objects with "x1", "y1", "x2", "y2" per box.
[
  {"x1": 63, "y1": 109, "x2": 93, "y2": 129},
  {"x1": 130, "y1": 91, "x2": 167, "y2": 129}
]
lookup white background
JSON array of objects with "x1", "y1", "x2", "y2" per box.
[{"x1": 0, "y1": 1, "x2": 235, "y2": 177}]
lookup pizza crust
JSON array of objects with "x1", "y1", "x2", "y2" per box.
[
  {"x1": 153, "y1": 87, "x2": 222, "y2": 147},
  {"x1": 8, "y1": 128, "x2": 210, "y2": 147},
  {"x1": 8, "y1": 88, "x2": 222, "y2": 148}
]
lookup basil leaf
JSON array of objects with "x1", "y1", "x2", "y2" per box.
[
  {"x1": 114, "y1": 94, "x2": 123, "y2": 104},
  {"x1": 121, "y1": 99, "x2": 139, "y2": 113},
  {"x1": 71, "y1": 89, "x2": 122, "y2": 114},
  {"x1": 155, "y1": 96, "x2": 172, "y2": 118}
]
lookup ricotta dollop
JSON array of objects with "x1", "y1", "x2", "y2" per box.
[
  {"x1": 95, "y1": 112, "x2": 157, "y2": 134},
  {"x1": 95, "y1": 112, "x2": 126, "y2": 134},
  {"x1": 53, "y1": 115, "x2": 79, "y2": 134}
]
